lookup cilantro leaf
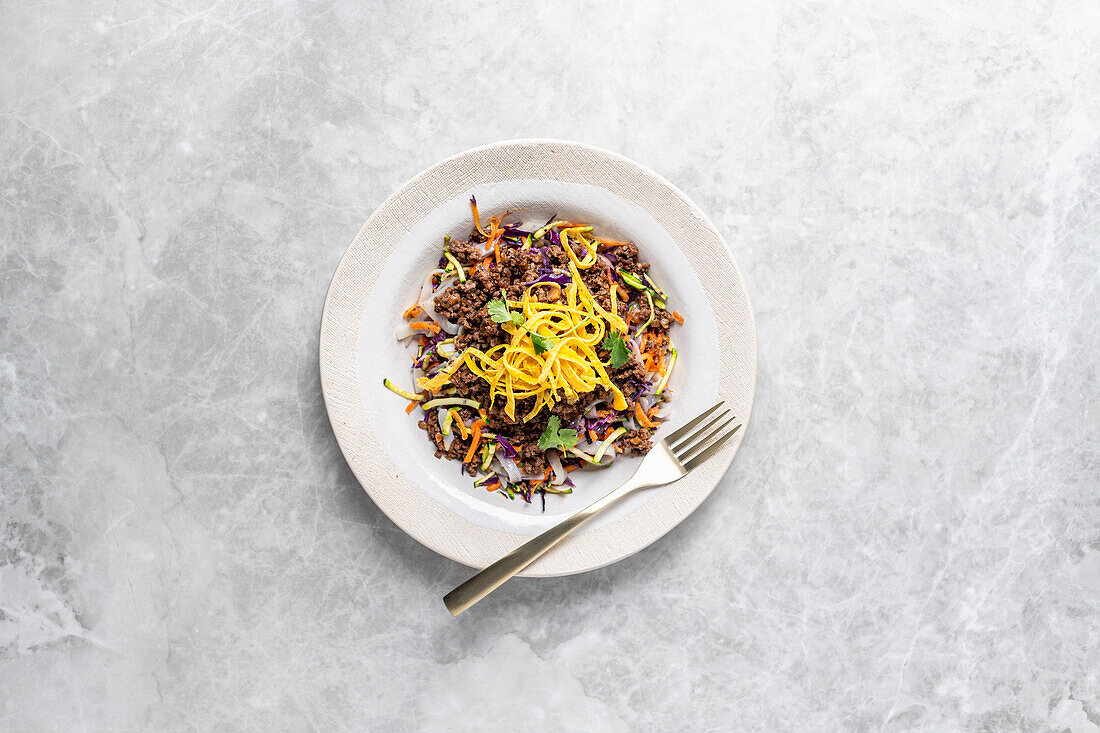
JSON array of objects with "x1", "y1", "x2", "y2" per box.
[
  {"x1": 601, "y1": 331, "x2": 631, "y2": 369},
  {"x1": 487, "y1": 299, "x2": 513, "y2": 324},
  {"x1": 487, "y1": 298, "x2": 524, "y2": 327},
  {"x1": 538, "y1": 415, "x2": 579, "y2": 451},
  {"x1": 486, "y1": 299, "x2": 511, "y2": 324},
  {"x1": 530, "y1": 332, "x2": 553, "y2": 355}
]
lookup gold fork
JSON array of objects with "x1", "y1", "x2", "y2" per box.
[{"x1": 444, "y1": 401, "x2": 741, "y2": 615}]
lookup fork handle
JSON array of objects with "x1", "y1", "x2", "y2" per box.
[{"x1": 443, "y1": 474, "x2": 650, "y2": 615}]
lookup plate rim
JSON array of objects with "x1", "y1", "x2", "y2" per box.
[{"x1": 319, "y1": 138, "x2": 757, "y2": 577}]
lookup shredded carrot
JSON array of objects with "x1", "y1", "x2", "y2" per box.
[
  {"x1": 409, "y1": 321, "x2": 441, "y2": 334},
  {"x1": 596, "y1": 238, "x2": 633, "y2": 248},
  {"x1": 672, "y1": 311, "x2": 684, "y2": 323},
  {"x1": 404, "y1": 303, "x2": 423, "y2": 319},
  {"x1": 404, "y1": 400, "x2": 419, "y2": 414},
  {"x1": 453, "y1": 411, "x2": 469, "y2": 439},
  {"x1": 647, "y1": 406, "x2": 659, "y2": 418},
  {"x1": 470, "y1": 198, "x2": 487, "y2": 237},
  {"x1": 596, "y1": 409, "x2": 610, "y2": 418},
  {"x1": 588, "y1": 429, "x2": 598, "y2": 443},
  {"x1": 639, "y1": 332, "x2": 648, "y2": 353},
  {"x1": 657, "y1": 358, "x2": 668, "y2": 376},
  {"x1": 635, "y1": 402, "x2": 658, "y2": 428},
  {"x1": 463, "y1": 420, "x2": 484, "y2": 464},
  {"x1": 481, "y1": 254, "x2": 493, "y2": 268},
  {"x1": 485, "y1": 212, "x2": 510, "y2": 265},
  {"x1": 565, "y1": 464, "x2": 579, "y2": 472}
]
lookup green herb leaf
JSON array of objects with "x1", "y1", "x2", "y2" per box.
[
  {"x1": 537, "y1": 415, "x2": 580, "y2": 451},
  {"x1": 489, "y1": 292, "x2": 525, "y2": 327},
  {"x1": 601, "y1": 331, "x2": 631, "y2": 369},
  {"x1": 530, "y1": 332, "x2": 553, "y2": 355},
  {"x1": 487, "y1": 299, "x2": 514, "y2": 324}
]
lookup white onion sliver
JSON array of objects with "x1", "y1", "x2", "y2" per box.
[
  {"x1": 500, "y1": 451, "x2": 542, "y2": 481},
  {"x1": 498, "y1": 456, "x2": 523, "y2": 483},
  {"x1": 638, "y1": 395, "x2": 652, "y2": 413},
  {"x1": 421, "y1": 296, "x2": 460, "y2": 334},
  {"x1": 394, "y1": 323, "x2": 416, "y2": 340},
  {"x1": 442, "y1": 432, "x2": 455, "y2": 451},
  {"x1": 416, "y1": 269, "x2": 461, "y2": 334},
  {"x1": 418, "y1": 268, "x2": 443, "y2": 303},
  {"x1": 548, "y1": 451, "x2": 566, "y2": 485}
]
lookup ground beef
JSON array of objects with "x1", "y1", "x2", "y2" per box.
[
  {"x1": 620, "y1": 428, "x2": 653, "y2": 455},
  {"x1": 448, "y1": 238, "x2": 485, "y2": 261},
  {"x1": 610, "y1": 243, "x2": 648, "y2": 275}
]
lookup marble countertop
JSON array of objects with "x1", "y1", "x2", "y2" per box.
[{"x1": 2, "y1": 1, "x2": 1098, "y2": 730}]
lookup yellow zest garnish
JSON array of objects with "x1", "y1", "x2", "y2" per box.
[
  {"x1": 417, "y1": 356, "x2": 465, "y2": 393},
  {"x1": 461, "y1": 269, "x2": 629, "y2": 420},
  {"x1": 560, "y1": 227, "x2": 598, "y2": 269},
  {"x1": 568, "y1": 261, "x2": 629, "y2": 334}
]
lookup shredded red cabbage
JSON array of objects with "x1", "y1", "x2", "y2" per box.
[
  {"x1": 495, "y1": 435, "x2": 518, "y2": 458},
  {"x1": 529, "y1": 272, "x2": 572, "y2": 286}
]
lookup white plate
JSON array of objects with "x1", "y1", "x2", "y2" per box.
[{"x1": 320, "y1": 139, "x2": 756, "y2": 576}]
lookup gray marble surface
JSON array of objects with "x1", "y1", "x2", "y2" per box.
[{"x1": 2, "y1": 1, "x2": 1098, "y2": 730}]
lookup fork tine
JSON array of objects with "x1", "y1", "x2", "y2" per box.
[
  {"x1": 664, "y1": 401, "x2": 725, "y2": 445},
  {"x1": 669, "y1": 409, "x2": 730, "y2": 453},
  {"x1": 675, "y1": 414, "x2": 736, "y2": 463},
  {"x1": 682, "y1": 424, "x2": 742, "y2": 470}
]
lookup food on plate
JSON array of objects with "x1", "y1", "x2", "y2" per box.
[{"x1": 384, "y1": 196, "x2": 681, "y2": 506}]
